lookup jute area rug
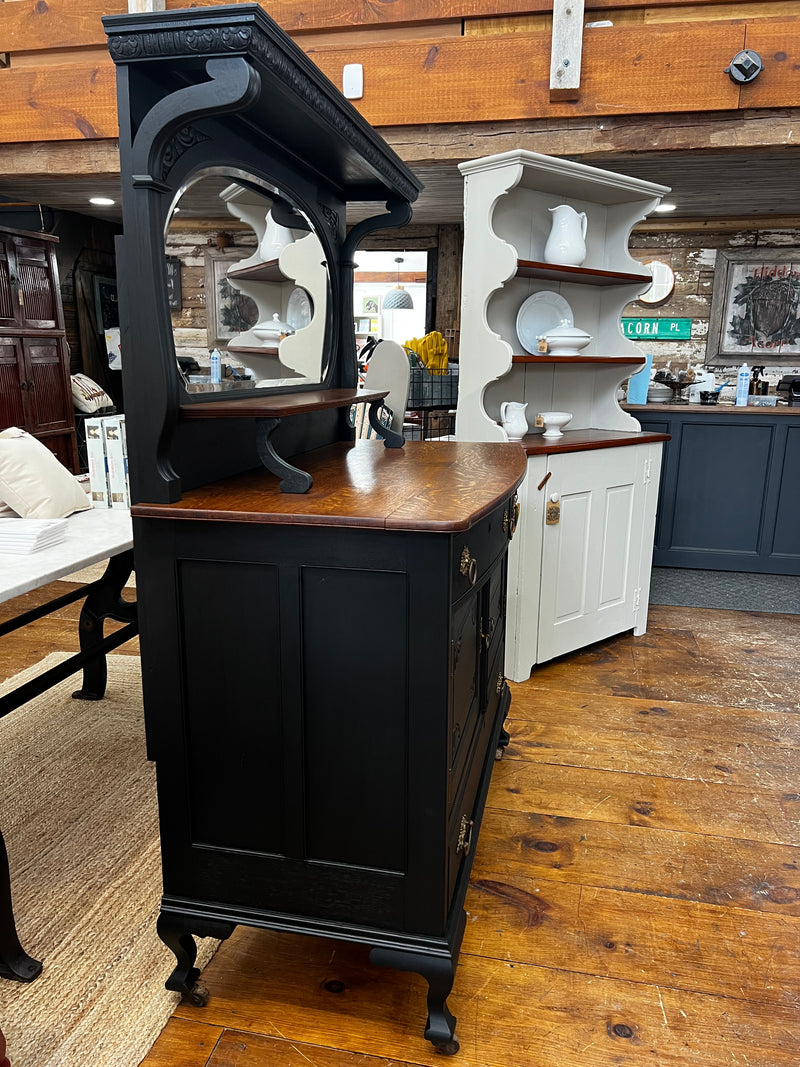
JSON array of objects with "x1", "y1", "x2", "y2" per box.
[{"x1": 0, "y1": 655, "x2": 216, "y2": 1066}]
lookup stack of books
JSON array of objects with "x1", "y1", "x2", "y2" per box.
[
  {"x1": 85, "y1": 414, "x2": 130, "y2": 509},
  {"x1": 0, "y1": 518, "x2": 68, "y2": 554}
]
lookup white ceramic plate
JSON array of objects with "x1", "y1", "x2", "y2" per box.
[
  {"x1": 515, "y1": 291, "x2": 574, "y2": 354},
  {"x1": 286, "y1": 287, "x2": 313, "y2": 330}
]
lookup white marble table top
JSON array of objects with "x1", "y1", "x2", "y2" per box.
[{"x1": 0, "y1": 508, "x2": 133, "y2": 604}]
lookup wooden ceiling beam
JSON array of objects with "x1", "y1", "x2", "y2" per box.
[
  {"x1": 379, "y1": 108, "x2": 800, "y2": 164},
  {"x1": 0, "y1": 0, "x2": 774, "y2": 53}
]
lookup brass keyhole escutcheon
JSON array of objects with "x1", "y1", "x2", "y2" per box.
[
  {"x1": 496, "y1": 671, "x2": 505, "y2": 695},
  {"x1": 481, "y1": 616, "x2": 496, "y2": 648},
  {"x1": 456, "y1": 814, "x2": 474, "y2": 855},
  {"x1": 459, "y1": 546, "x2": 478, "y2": 585}
]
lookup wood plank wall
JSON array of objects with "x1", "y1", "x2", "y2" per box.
[{"x1": 0, "y1": 1, "x2": 797, "y2": 143}]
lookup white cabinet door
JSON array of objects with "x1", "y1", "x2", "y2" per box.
[{"x1": 537, "y1": 447, "x2": 647, "y2": 663}]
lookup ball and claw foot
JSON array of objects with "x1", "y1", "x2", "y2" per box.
[
  {"x1": 433, "y1": 1037, "x2": 460, "y2": 1055},
  {"x1": 184, "y1": 980, "x2": 210, "y2": 1007}
]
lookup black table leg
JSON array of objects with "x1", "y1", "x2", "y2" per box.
[
  {"x1": 0, "y1": 829, "x2": 42, "y2": 982},
  {"x1": 73, "y1": 550, "x2": 137, "y2": 701}
]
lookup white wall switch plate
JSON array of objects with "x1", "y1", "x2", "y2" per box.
[{"x1": 343, "y1": 64, "x2": 364, "y2": 99}]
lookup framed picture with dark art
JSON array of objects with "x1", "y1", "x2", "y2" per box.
[
  {"x1": 93, "y1": 275, "x2": 119, "y2": 333},
  {"x1": 706, "y1": 248, "x2": 800, "y2": 366},
  {"x1": 204, "y1": 249, "x2": 259, "y2": 348}
]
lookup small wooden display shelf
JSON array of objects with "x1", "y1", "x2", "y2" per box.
[
  {"x1": 226, "y1": 344, "x2": 279, "y2": 356},
  {"x1": 516, "y1": 259, "x2": 651, "y2": 286},
  {"x1": 179, "y1": 388, "x2": 397, "y2": 494},
  {"x1": 512, "y1": 353, "x2": 647, "y2": 365},
  {"x1": 179, "y1": 387, "x2": 387, "y2": 418},
  {"x1": 226, "y1": 258, "x2": 283, "y2": 283},
  {"x1": 520, "y1": 428, "x2": 669, "y2": 456}
]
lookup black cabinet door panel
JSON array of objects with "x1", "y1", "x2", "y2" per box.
[
  {"x1": 301, "y1": 566, "x2": 408, "y2": 873},
  {"x1": 178, "y1": 558, "x2": 286, "y2": 856},
  {"x1": 672, "y1": 422, "x2": 773, "y2": 553},
  {"x1": 772, "y1": 425, "x2": 800, "y2": 560}
]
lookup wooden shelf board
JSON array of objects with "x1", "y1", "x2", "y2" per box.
[
  {"x1": 226, "y1": 258, "x2": 283, "y2": 283},
  {"x1": 179, "y1": 387, "x2": 389, "y2": 419},
  {"x1": 512, "y1": 354, "x2": 646, "y2": 365},
  {"x1": 516, "y1": 259, "x2": 651, "y2": 287},
  {"x1": 226, "y1": 345, "x2": 280, "y2": 356},
  {"x1": 520, "y1": 428, "x2": 670, "y2": 456}
]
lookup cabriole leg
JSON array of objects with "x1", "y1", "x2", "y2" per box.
[{"x1": 370, "y1": 946, "x2": 459, "y2": 1055}]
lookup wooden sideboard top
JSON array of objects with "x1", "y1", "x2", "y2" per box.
[
  {"x1": 625, "y1": 403, "x2": 800, "y2": 416},
  {"x1": 132, "y1": 440, "x2": 528, "y2": 532}
]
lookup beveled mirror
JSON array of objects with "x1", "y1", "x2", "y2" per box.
[{"x1": 165, "y1": 170, "x2": 329, "y2": 395}]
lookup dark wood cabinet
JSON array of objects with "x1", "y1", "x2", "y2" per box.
[
  {"x1": 105, "y1": 5, "x2": 526, "y2": 1052},
  {"x1": 132, "y1": 445, "x2": 523, "y2": 1052},
  {"x1": 0, "y1": 227, "x2": 78, "y2": 471}
]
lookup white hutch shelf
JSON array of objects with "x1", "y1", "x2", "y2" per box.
[{"x1": 455, "y1": 150, "x2": 671, "y2": 681}]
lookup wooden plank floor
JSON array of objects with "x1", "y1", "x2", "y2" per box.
[{"x1": 3, "y1": 586, "x2": 799, "y2": 1066}]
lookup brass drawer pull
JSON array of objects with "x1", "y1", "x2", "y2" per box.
[
  {"x1": 456, "y1": 814, "x2": 474, "y2": 855},
  {"x1": 481, "y1": 616, "x2": 496, "y2": 648},
  {"x1": 459, "y1": 546, "x2": 478, "y2": 586},
  {"x1": 504, "y1": 493, "x2": 521, "y2": 536}
]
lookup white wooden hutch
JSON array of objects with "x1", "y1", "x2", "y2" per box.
[{"x1": 456, "y1": 150, "x2": 671, "y2": 681}]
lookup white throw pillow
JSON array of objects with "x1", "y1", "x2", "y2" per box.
[{"x1": 0, "y1": 428, "x2": 92, "y2": 519}]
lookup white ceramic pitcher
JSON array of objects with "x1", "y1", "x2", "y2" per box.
[
  {"x1": 544, "y1": 204, "x2": 588, "y2": 267},
  {"x1": 260, "y1": 209, "x2": 295, "y2": 261},
  {"x1": 500, "y1": 401, "x2": 529, "y2": 441}
]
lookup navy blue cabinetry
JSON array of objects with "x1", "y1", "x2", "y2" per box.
[{"x1": 629, "y1": 405, "x2": 800, "y2": 575}]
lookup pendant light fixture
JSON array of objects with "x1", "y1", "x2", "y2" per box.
[{"x1": 382, "y1": 256, "x2": 414, "y2": 310}]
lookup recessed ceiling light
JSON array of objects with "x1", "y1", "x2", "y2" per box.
[
  {"x1": 89, "y1": 196, "x2": 115, "y2": 206},
  {"x1": 654, "y1": 202, "x2": 677, "y2": 213}
]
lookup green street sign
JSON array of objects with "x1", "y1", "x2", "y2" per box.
[{"x1": 622, "y1": 317, "x2": 692, "y2": 340}]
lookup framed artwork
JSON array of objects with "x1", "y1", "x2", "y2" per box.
[
  {"x1": 706, "y1": 248, "x2": 800, "y2": 366},
  {"x1": 165, "y1": 256, "x2": 182, "y2": 310},
  {"x1": 356, "y1": 317, "x2": 371, "y2": 334},
  {"x1": 93, "y1": 275, "x2": 119, "y2": 333},
  {"x1": 362, "y1": 294, "x2": 380, "y2": 315},
  {"x1": 204, "y1": 249, "x2": 259, "y2": 348}
]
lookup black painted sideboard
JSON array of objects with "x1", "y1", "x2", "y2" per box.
[
  {"x1": 132, "y1": 441, "x2": 525, "y2": 1053},
  {"x1": 628, "y1": 404, "x2": 800, "y2": 575}
]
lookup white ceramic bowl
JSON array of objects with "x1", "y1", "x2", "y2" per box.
[
  {"x1": 538, "y1": 411, "x2": 573, "y2": 438},
  {"x1": 541, "y1": 326, "x2": 592, "y2": 356}
]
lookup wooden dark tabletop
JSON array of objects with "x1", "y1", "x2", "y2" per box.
[{"x1": 132, "y1": 440, "x2": 528, "y2": 532}]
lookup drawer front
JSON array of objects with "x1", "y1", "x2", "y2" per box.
[
  {"x1": 446, "y1": 703, "x2": 494, "y2": 905},
  {"x1": 449, "y1": 592, "x2": 481, "y2": 787},
  {"x1": 451, "y1": 498, "x2": 513, "y2": 601}
]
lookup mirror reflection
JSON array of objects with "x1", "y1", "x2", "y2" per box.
[{"x1": 164, "y1": 172, "x2": 329, "y2": 394}]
